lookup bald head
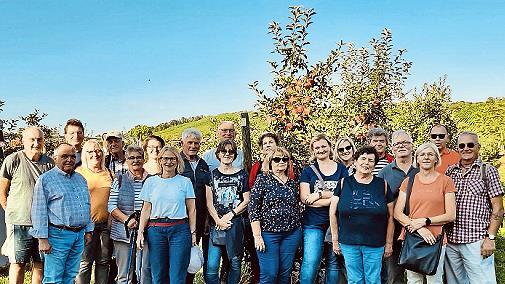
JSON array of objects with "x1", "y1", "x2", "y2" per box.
[
  {"x1": 22, "y1": 127, "x2": 44, "y2": 159},
  {"x1": 54, "y1": 143, "x2": 77, "y2": 174}
]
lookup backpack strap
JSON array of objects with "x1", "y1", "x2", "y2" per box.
[
  {"x1": 404, "y1": 174, "x2": 416, "y2": 216},
  {"x1": 310, "y1": 164, "x2": 329, "y2": 191},
  {"x1": 481, "y1": 163, "x2": 489, "y2": 190}
]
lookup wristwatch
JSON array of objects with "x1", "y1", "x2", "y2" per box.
[
  {"x1": 485, "y1": 233, "x2": 496, "y2": 240},
  {"x1": 425, "y1": 218, "x2": 432, "y2": 226}
]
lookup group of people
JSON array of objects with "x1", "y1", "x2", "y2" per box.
[{"x1": 0, "y1": 118, "x2": 503, "y2": 284}]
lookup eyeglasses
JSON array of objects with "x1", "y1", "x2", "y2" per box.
[
  {"x1": 127, "y1": 156, "x2": 144, "y2": 161},
  {"x1": 458, "y1": 142, "x2": 477, "y2": 150},
  {"x1": 60, "y1": 154, "x2": 76, "y2": 160},
  {"x1": 86, "y1": 149, "x2": 102, "y2": 155},
  {"x1": 219, "y1": 129, "x2": 235, "y2": 133},
  {"x1": 160, "y1": 157, "x2": 177, "y2": 162},
  {"x1": 147, "y1": 146, "x2": 161, "y2": 150},
  {"x1": 392, "y1": 141, "x2": 412, "y2": 148},
  {"x1": 430, "y1": 134, "x2": 446, "y2": 140},
  {"x1": 271, "y1": 157, "x2": 290, "y2": 163},
  {"x1": 337, "y1": 145, "x2": 353, "y2": 153},
  {"x1": 219, "y1": 149, "x2": 236, "y2": 155}
]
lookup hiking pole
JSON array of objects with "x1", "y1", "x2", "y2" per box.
[{"x1": 125, "y1": 212, "x2": 140, "y2": 283}]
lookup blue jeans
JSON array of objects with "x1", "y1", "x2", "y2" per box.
[
  {"x1": 205, "y1": 233, "x2": 242, "y2": 284},
  {"x1": 257, "y1": 227, "x2": 302, "y2": 284},
  {"x1": 339, "y1": 243, "x2": 384, "y2": 284},
  {"x1": 147, "y1": 222, "x2": 191, "y2": 283},
  {"x1": 43, "y1": 226, "x2": 85, "y2": 284},
  {"x1": 300, "y1": 225, "x2": 343, "y2": 284}
]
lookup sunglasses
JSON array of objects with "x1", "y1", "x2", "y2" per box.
[
  {"x1": 458, "y1": 142, "x2": 477, "y2": 150},
  {"x1": 271, "y1": 157, "x2": 290, "y2": 163},
  {"x1": 337, "y1": 145, "x2": 353, "y2": 153},
  {"x1": 219, "y1": 149, "x2": 236, "y2": 155},
  {"x1": 430, "y1": 134, "x2": 446, "y2": 139}
]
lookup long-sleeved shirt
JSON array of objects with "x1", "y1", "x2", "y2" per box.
[
  {"x1": 30, "y1": 167, "x2": 94, "y2": 239},
  {"x1": 248, "y1": 173, "x2": 302, "y2": 232}
]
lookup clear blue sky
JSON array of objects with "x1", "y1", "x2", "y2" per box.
[{"x1": 1, "y1": 0, "x2": 503, "y2": 135}]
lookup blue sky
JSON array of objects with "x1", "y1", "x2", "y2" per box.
[{"x1": 1, "y1": 1, "x2": 503, "y2": 135}]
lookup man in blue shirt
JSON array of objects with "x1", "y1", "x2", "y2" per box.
[
  {"x1": 31, "y1": 143, "x2": 93, "y2": 284},
  {"x1": 378, "y1": 130, "x2": 418, "y2": 284}
]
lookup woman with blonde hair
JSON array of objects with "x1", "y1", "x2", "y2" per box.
[
  {"x1": 334, "y1": 137, "x2": 357, "y2": 175},
  {"x1": 249, "y1": 146, "x2": 302, "y2": 284},
  {"x1": 136, "y1": 146, "x2": 196, "y2": 283},
  {"x1": 300, "y1": 134, "x2": 348, "y2": 283},
  {"x1": 75, "y1": 139, "x2": 113, "y2": 284},
  {"x1": 394, "y1": 142, "x2": 456, "y2": 283}
]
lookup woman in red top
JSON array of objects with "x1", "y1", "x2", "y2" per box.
[{"x1": 394, "y1": 142, "x2": 456, "y2": 284}]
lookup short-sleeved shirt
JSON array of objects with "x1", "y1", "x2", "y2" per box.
[
  {"x1": 446, "y1": 160, "x2": 505, "y2": 244},
  {"x1": 399, "y1": 174, "x2": 456, "y2": 243},
  {"x1": 75, "y1": 167, "x2": 113, "y2": 223},
  {"x1": 210, "y1": 168, "x2": 249, "y2": 217},
  {"x1": 0, "y1": 151, "x2": 54, "y2": 225},
  {"x1": 139, "y1": 175, "x2": 195, "y2": 219},
  {"x1": 334, "y1": 175, "x2": 394, "y2": 247},
  {"x1": 248, "y1": 174, "x2": 302, "y2": 232},
  {"x1": 299, "y1": 162, "x2": 348, "y2": 226},
  {"x1": 202, "y1": 148, "x2": 244, "y2": 172},
  {"x1": 436, "y1": 148, "x2": 460, "y2": 174},
  {"x1": 377, "y1": 161, "x2": 418, "y2": 197}
]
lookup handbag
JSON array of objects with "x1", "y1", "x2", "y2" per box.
[
  {"x1": 398, "y1": 174, "x2": 443, "y2": 275},
  {"x1": 211, "y1": 227, "x2": 227, "y2": 246}
]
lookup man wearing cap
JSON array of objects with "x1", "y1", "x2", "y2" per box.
[
  {"x1": 202, "y1": 121, "x2": 244, "y2": 171},
  {"x1": 104, "y1": 131, "x2": 128, "y2": 176},
  {"x1": 429, "y1": 124, "x2": 460, "y2": 174},
  {"x1": 30, "y1": 143, "x2": 94, "y2": 283},
  {"x1": 0, "y1": 127, "x2": 54, "y2": 284},
  {"x1": 63, "y1": 118, "x2": 85, "y2": 168}
]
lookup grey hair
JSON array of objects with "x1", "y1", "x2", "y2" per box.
[
  {"x1": 414, "y1": 142, "x2": 442, "y2": 168},
  {"x1": 181, "y1": 128, "x2": 202, "y2": 141},
  {"x1": 126, "y1": 145, "x2": 144, "y2": 157},
  {"x1": 53, "y1": 143, "x2": 76, "y2": 157},
  {"x1": 391, "y1": 130, "x2": 412, "y2": 143},
  {"x1": 458, "y1": 131, "x2": 479, "y2": 143},
  {"x1": 22, "y1": 126, "x2": 44, "y2": 138},
  {"x1": 367, "y1": 127, "x2": 389, "y2": 143}
]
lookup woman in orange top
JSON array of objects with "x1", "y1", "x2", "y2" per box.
[{"x1": 394, "y1": 142, "x2": 456, "y2": 284}]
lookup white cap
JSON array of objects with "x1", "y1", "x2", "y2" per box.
[{"x1": 187, "y1": 246, "x2": 204, "y2": 274}]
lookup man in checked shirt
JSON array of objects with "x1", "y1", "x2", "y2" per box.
[
  {"x1": 445, "y1": 131, "x2": 504, "y2": 284},
  {"x1": 30, "y1": 143, "x2": 94, "y2": 284}
]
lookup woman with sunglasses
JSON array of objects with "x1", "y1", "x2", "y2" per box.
[
  {"x1": 249, "y1": 146, "x2": 302, "y2": 284},
  {"x1": 142, "y1": 135, "x2": 165, "y2": 175},
  {"x1": 334, "y1": 137, "x2": 357, "y2": 175},
  {"x1": 75, "y1": 140, "x2": 114, "y2": 284},
  {"x1": 136, "y1": 146, "x2": 197, "y2": 283},
  {"x1": 394, "y1": 142, "x2": 456, "y2": 283},
  {"x1": 205, "y1": 140, "x2": 250, "y2": 284},
  {"x1": 329, "y1": 146, "x2": 395, "y2": 284},
  {"x1": 300, "y1": 134, "x2": 348, "y2": 284}
]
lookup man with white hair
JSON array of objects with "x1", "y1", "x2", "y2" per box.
[
  {"x1": 0, "y1": 127, "x2": 54, "y2": 284},
  {"x1": 445, "y1": 131, "x2": 504, "y2": 284},
  {"x1": 179, "y1": 128, "x2": 211, "y2": 283},
  {"x1": 202, "y1": 121, "x2": 244, "y2": 171},
  {"x1": 378, "y1": 130, "x2": 418, "y2": 284}
]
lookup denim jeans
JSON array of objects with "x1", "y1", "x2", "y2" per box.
[
  {"x1": 147, "y1": 222, "x2": 191, "y2": 283},
  {"x1": 445, "y1": 240, "x2": 497, "y2": 284},
  {"x1": 339, "y1": 243, "x2": 384, "y2": 284},
  {"x1": 75, "y1": 222, "x2": 112, "y2": 284},
  {"x1": 113, "y1": 240, "x2": 151, "y2": 284},
  {"x1": 300, "y1": 225, "x2": 344, "y2": 284},
  {"x1": 205, "y1": 232, "x2": 242, "y2": 284},
  {"x1": 43, "y1": 226, "x2": 85, "y2": 284},
  {"x1": 257, "y1": 227, "x2": 302, "y2": 284}
]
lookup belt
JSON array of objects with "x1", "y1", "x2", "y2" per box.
[
  {"x1": 49, "y1": 223, "x2": 85, "y2": 232},
  {"x1": 148, "y1": 219, "x2": 186, "y2": 227}
]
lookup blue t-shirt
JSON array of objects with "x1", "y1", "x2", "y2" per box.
[
  {"x1": 139, "y1": 175, "x2": 195, "y2": 219},
  {"x1": 299, "y1": 162, "x2": 348, "y2": 226},
  {"x1": 334, "y1": 175, "x2": 394, "y2": 247}
]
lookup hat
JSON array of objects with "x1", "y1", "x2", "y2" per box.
[
  {"x1": 187, "y1": 246, "x2": 204, "y2": 274},
  {"x1": 104, "y1": 131, "x2": 123, "y2": 141}
]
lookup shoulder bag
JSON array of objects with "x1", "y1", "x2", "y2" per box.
[{"x1": 398, "y1": 174, "x2": 444, "y2": 276}]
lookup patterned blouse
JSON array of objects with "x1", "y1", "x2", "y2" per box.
[{"x1": 248, "y1": 173, "x2": 302, "y2": 232}]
